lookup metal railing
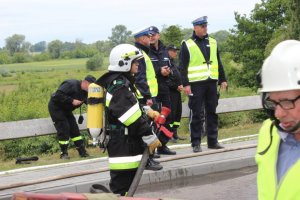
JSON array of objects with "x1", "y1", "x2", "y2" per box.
[{"x1": 0, "y1": 95, "x2": 262, "y2": 141}]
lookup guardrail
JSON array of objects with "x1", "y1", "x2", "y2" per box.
[{"x1": 0, "y1": 95, "x2": 262, "y2": 141}]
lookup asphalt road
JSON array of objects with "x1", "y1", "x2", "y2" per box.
[{"x1": 135, "y1": 166, "x2": 257, "y2": 200}]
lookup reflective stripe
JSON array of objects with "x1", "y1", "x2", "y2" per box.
[
  {"x1": 187, "y1": 65, "x2": 208, "y2": 71},
  {"x1": 174, "y1": 121, "x2": 180, "y2": 126},
  {"x1": 118, "y1": 102, "x2": 141, "y2": 126},
  {"x1": 105, "y1": 92, "x2": 112, "y2": 106},
  {"x1": 109, "y1": 154, "x2": 142, "y2": 170},
  {"x1": 71, "y1": 136, "x2": 82, "y2": 142},
  {"x1": 185, "y1": 37, "x2": 219, "y2": 82},
  {"x1": 136, "y1": 51, "x2": 158, "y2": 99},
  {"x1": 58, "y1": 140, "x2": 69, "y2": 145}
]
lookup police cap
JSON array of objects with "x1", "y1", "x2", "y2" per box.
[
  {"x1": 192, "y1": 16, "x2": 208, "y2": 26},
  {"x1": 132, "y1": 26, "x2": 154, "y2": 38}
]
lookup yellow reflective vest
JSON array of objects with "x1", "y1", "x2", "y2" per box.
[
  {"x1": 256, "y1": 119, "x2": 300, "y2": 200},
  {"x1": 136, "y1": 51, "x2": 158, "y2": 99},
  {"x1": 185, "y1": 37, "x2": 219, "y2": 82}
]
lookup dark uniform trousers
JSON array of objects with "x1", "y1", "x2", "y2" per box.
[
  {"x1": 169, "y1": 89, "x2": 182, "y2": 129},
  {"x1": 189, "y1": 81, "x2": 218, "y2": 147},
  {"x1": 48, "y1": 102, "x2": 81, "y2": 142},
  {"x1": 108, "y1": 129, "x2": 144, "y2": 195}
]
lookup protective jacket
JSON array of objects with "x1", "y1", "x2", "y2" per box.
[
  {"x1": 149, "y1": 40, "x2": 171, "y2": 95},
  {"x1": 256, "y1": 119, "x2": 300, "y2": 200},
  {"x1": 49, "y1": 79, "x2": 87, "y2": 111},
  {"x1": 96, "y1": 72, "x2": 152, "y2": 171},
  {"x1": 134, "y1": 42, "x2": 158, "y2": 100},
  {"x1": 179, "y1": 32, "x2": 226, "y2": 86},
  {"x1": 166, "y1": 58, "x2": 182, "y2": 90}
]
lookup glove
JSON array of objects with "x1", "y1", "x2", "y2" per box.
[
  {"x1": 142, "y1": 134, "x2": 162, "y2": 154},
  {"x1": 143, "y1": 106, "x2": 160, "y2": 120}
]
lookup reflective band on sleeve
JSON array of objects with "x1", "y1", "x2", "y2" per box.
[
  {"x1": 118, "y1": 102, "x2": 141, "y2": 126},
  {"x1": 105, "y1": 92, "x2": 112, "y2": 106}
]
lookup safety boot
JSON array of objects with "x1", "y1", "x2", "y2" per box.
[
  {"x1": 60, "y1": 153, "x2": 70, "y2": 159},
  {"x1": 59, "y1": 144, "x2": 70, "y2": 159},
  {"x1": 157, "y1": 145, "x2": 176, "y2": 155},
  {"x1": 77, "y1": 146, "x2": 90, "y2": 157},
  {"x1": 145, "y1": 158, "x2": 163, "y2": 171},
  {"x1": 74, "y1": 140, "x2": 90, "y2": 157}
]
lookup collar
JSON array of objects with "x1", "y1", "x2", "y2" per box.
[{"x1": 278, "y1": 129, "x2": 288, "y2": 142}]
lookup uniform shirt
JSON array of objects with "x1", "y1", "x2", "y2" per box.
[
  {"x1": 277, "y1": 130, "x2": 300, "y2": 182},
  {"x1": 179, "y1": 32, "x2": 227, "y2": 86},
  {"x1": 149, "y1": 40, "x2": 170, "y2": 95}
]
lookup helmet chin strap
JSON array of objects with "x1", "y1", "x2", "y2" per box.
[
  {"x1": 275, "y1": 119, "x2": 300, "y2": 134},
  {"x1": 288, "y1": 121, "x2": 300, "y2": 134}
]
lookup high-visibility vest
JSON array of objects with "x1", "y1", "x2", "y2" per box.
[
  {"x1": 136, "y1": 51, "x2": 158, "y2": 99},
  {"x1": 185, "y1": 37, "x2": 218, "y2": 82},
  {"x1": 256, "y1": 119, "x2": 300, "y2": 200}
]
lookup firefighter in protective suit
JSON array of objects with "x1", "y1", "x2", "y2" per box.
[
  {"x1": 256, "y1": 40, "x2": 300, "y2": 200},
  {"x1": 95, "y1": 44, "x2": 162, "y2": 196},
  {"x1": 48, "y1": 75, "x2": 96, "y2": 159}
]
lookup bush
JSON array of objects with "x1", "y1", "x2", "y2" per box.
[
  {"x1": 33, "y1": 52, "x2": 50, "y2": 61},
  {"x1": 0, "y1": 68, "x2": 12, "y2": 77},
  {"x1": 86, "y1": 54, "x2": 104, "y2": 71},
  {"x1": 12, "y1": 52, "x2": 31, "y2": 63},
  {"x1": 0, "y1": 51, "x2": 11, "y2": 64}
]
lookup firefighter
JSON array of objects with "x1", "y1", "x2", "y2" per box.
[
  {"x1": 48, "y1": 75, "x2": 96, "y2": 159},
  {"x1": 256, "y1": 40, "x2": 300, "y2": 200},
  {"x1": 166, "y1": 44, "x2": 185, "y2": 142},
  {"x1": 96, "y1": 44, "x2": 162, "y2": 196}
]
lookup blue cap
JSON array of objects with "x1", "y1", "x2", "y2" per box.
[
  {"x1": 149, "y1": 26, "x2": 159, "y2": 34},
  {"x1": 84, "y1": 75, "x2": 96, "y2": 83},
  {"x1": 192, "y1": 16, "x2": 208, "y2": 26},
  {"x1": 132, "y1": 26, "x2": 153, "y2": 38}
]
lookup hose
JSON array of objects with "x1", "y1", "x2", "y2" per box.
[{"x1": 0, "y1": 144, "x2": 256, "y2": 191}]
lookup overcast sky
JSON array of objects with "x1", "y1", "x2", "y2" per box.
[{"x1": 0, "y1": 0, "x2": 261, "y2": 47}]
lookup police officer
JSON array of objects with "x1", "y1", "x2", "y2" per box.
[
  {"x1": 96, "y1": 44, "x2": 162, "y2": 196},
  {"x1": 48, "y1": 75, "x2": 96, "y2": 159},
  {"x1": 148, "y1": 26, "x2": 176, "y2": 155},
  {"x1": 133, "y1": 26, "x2": 163, "y2": 168},
  {"x1": 257, "y1": 40, "x2": 300, "y2": 200},
  {"x1": 179, "y1": 16, "x2": 228, "y2": 153},
  {"x1": 132, "y1": 26, "x2": 158, "y2": 106},
  {"x1": 166, "y1": 44, "x2": 185, "y2": 142}
]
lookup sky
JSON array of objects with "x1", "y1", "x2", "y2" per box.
[{"x1": 0, "y1": 0, "x2": 261, "y2": 48}]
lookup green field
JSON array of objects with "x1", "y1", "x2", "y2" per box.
[{"x1": 0, "y1": 58, "x2": 264, "y2": 170}]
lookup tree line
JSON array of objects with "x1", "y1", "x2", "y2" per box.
[{"x1": 0, "y1": 0, "x2": 299, "y2": 88}]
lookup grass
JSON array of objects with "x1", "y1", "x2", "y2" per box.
[{"x1": 0, "y1": 58, "x2": 89, "y2": 72}]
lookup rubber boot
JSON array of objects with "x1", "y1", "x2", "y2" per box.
[
  {"x1": 59, "y1": 144, "x2": 70, "y2": 159},
  {"x1": 74, "y1": 140, "x2": 89, "y2": 157}
]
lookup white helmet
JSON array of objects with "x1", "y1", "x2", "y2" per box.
[
  {"x1": 108, "y1": 44, "x2": 143, "y2": 72},
  {"x1": 261, "y1": 40, "x2": 300, "y2": 92}
]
